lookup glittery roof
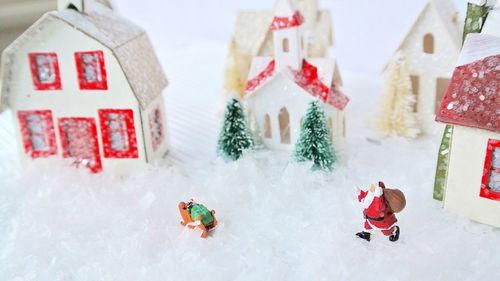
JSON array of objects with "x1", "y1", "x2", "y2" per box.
[
  {"x1": 436, "y1": 53, "x2": 499, "y2": 133},
  {"x1": 0, "y1": 1, "x2": 167, "y2": 112}
]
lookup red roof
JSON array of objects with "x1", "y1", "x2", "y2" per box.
[
  {"x1": 436, "y1": 54, "x2": 499, "y2": 133},
  {"x1": 270, "y1": 11, "x2": 304, "y2": 30},
  {"x1": 245, "y1": 59, "x2": 349, "y2": 110}
]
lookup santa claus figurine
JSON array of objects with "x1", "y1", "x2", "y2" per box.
[{"x1": 355, "y1": 181, "x2": 405, "y2": 242}]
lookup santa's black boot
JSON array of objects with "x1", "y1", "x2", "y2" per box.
[
  {"x1": 389, "y1": 226, "x2": 400, "y2": 242},
  {"x1": 356, "y1": 231, "x2": 371, "y2": 241}
]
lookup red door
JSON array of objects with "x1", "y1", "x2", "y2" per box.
[{"x1": 58, "y1": 117, "x2": 102, "y2": 173}]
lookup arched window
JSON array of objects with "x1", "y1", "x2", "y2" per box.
[
  {"x1": 264, "y1": 114, "x2": 272, "y2": 139},
  {"x1": 278, "y1": 107, "x2": 291, "y2": 144},
  {"x1": 282, "y1": 38, "x2": 290, "y2": 53},
  {"x1": 328, "y1": 117, "x2": 333, "y2": 142},
  {"x1": 423, "y1": 33, "x2": 434, "y2": 54}
]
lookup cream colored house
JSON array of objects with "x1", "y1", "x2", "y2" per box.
[
  {"x1": 244, "y1": 0, "x2": 348, "y2": 151},
  {"x1": 386, "y1": 0, "x2": 462, "y2": 134},
  {"x1": 0, "y1": 0, "x2": 168, "y2": 174},
  {"x1": 436, "y1": 3, "x2": 500, "y2": 227},
  {"x1": 225, "y1": 0, "x2": 333, "y2": 98}
]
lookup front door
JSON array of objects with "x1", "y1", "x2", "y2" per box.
[{"x1": 58, "y1": 117, "x2": 102, "y2": 173}]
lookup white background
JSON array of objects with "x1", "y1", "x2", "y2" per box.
[{"x1": 114, "y1": 0, "x2": 468, "y2": 74}]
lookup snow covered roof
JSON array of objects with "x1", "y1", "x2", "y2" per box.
[
  {"x1": 436, "y1": 34, "x2": 500, "y2": 133},
  {"x1": 271, "y1": 0, "x2": 304, "y2": 30},
  {"x1": 390, "y1": 0, "x2": 462, "y2": 55},
  {"x1": 0, "y1": 1, "x2": 167, "y2": 112},
  {"x1": 245, "y1": 57, "x2": 349, "y2": 110},
  {"x1": 274, "y1": 0, "x2": 297, "y2": 18},
  {"x1": 231, "y1": 9, "x2": 332, "y2": 57},
  {"x1": 481, "y1": 1, "x2": 500, "y2": 37}
]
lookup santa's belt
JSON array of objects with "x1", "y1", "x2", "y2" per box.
[{"x1": 364, "y1": 214, "x2": 384, "y2": 221}]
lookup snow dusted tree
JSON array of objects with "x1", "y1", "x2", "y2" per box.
[
  {"x1": 377, "y1": 53, "x2": 420, "y2": 138},
  {"x1": 217, "y1": 98, "x2": 254, "y2": 161},
  {"x1": 294, "y1": 100, "x2": 336, "y2": 171}
]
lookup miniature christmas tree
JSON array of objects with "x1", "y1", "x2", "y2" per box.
[
  {"x1": 294, "y1": 100, "x2": 336, "y2": 171},
  {"x1": 217, "y1": 98, "x2": 254, "y2": 161},
  {"x1": 377, "y1": 53, "x2": 419, "y2": 138}
]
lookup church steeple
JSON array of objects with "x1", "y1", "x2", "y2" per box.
[{"x1": 271, "y1": 0, "x2": 306, "y2": 71}]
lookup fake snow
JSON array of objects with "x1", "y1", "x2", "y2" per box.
[{"x1": 1, "y1": 44, "x2": 499, "y2": 280}]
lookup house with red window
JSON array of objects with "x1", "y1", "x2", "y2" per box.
[
  {"x1": 0, "y1": 0, "x2": 168, "y2": 173},
  {"x1": 244, "y1": 0, "x2": 348, "y2": 150},
  {"x1": 435, "y1": 5, "x2": 500, "y2": 227}
]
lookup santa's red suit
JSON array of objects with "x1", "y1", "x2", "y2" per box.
[{"x1": 357, "y1": 184, "x2": 398, "y2": 236}]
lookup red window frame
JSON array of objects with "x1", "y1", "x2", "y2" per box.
[
  {"x1": 58, "y1": 117, "x2": 102, "y2": 173},
  {"x1": 148, "y1": 106, "x2": 165, "y2": 152},
  {"x1": 17, "y1": 110, "x2": 57, "y2": 158},
  {"x1": 480, "y1": 139, "x2": 500, "y2": 201},
  {"x1": 74, "y1": 50, "x2": 108, "y2": 90},
  {"x1": 98, "y1": 109, "x2": 138, "y2": 158},
  {"x1": 28, "y1": 53, "x2": 62, "y2": 90}
]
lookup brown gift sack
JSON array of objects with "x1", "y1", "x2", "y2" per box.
[{"x1": 384, "y1": 188, "x2": 406, "y2": 213}]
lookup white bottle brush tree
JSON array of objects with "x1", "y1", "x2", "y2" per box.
[
  {"x1": 217, "y1": 98, "x2": 254, "y2": 161},
  {"x1": 294, "y1": 100, "x2": 337, "y2": 171},
  {"x1": 377, "y1": 53, "x2": 420, "y2": 138}
]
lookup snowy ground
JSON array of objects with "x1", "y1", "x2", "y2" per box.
[{"x1": 1, "y1": 43, "x2": 500, "y2": 280}]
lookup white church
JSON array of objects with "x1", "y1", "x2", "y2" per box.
[{"x1": 244, "y1": 0, "x2": 349, "y2": 150}]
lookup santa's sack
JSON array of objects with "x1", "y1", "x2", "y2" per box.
[{"x1": 383, "y1": 188, "x2": 406, "y2": 213}]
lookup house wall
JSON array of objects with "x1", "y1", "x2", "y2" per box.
[
  {"x1": 246, "y1": 73, "x2": 343, "y2": 151},
  {"x1": 141, "y1": 94, "x2": 169, "y2": 162},
  {"x1": 7, "y1": 20, "x2": 147, "y2": 174},
  {"x1": 444, "y1": 125, "x2": 500, "y2": 227},
  {"x1": 399, "y1": 4, "x2": 460, "y2": 134}
]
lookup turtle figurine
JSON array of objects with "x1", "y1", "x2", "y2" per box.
[{"x1": 179, "y1": 200, "x2": 217, "y2": 238}]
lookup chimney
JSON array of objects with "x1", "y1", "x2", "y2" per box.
[{"x1": 58, "y1": 0, "x2": 84, "y2": 12}]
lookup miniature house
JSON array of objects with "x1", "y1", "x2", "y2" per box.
[
  {"x1": 244, "y1": 0, "x2": 348, "y2": 151},
  {"x1": 385, "y1": 0, "x2": 462, "y2": 133},
  {"x1": 0, "y1": 0, "x2": 168, "y2": 173},
  {"x1": 225, "y1": 0, "x2": 334, "y2": 98},
  {"x1": 435, "y1": 3, "x2": 500, "y2": 227}
]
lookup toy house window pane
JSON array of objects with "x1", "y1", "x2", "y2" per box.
[
  {"x1": 26, "y1": 114, "x2": 48, "y2": 151},
  {"x1": 480, "y1": 139, "x2": 500, "y2": 201},
  {"x1": 278, "y1": 107, "x2": 290, "y2": 144},
  {"x1": 436, "y1": 78, "x2": 450, "y2": 114},
  {"x1": 82, "y1": 53, "x2": 103, "y2": 82},
  {"x1": 75, "y1": 51, "x2": 108, "y2": 90},
  {"x1": 28, "y1": 53, "x2": 61, "y2": 90},
  {"x1": 18, "y1": 110, "x2": 57, "y2": 158},
  {"x1": 410, "y1": 75, "x2": 419, "y2": 112},
  {"x1": 343, "y1": 116, "x2": 346, "y2": 137},
  {"x1": 328, "y1": 117, "x2": 333, "y2": 142},
  {"x1": 35, "y1": 56, "x2": 56, "y2": 83},
  {"x1": 107, "y1": 113, "x2": 129, "y2": 151},
  {"x1": 264, "y1": 114, "x2": 272, "y2": 138},
  {"x1": 98, "y1": 109, "x2": 138, "y2": 159},
  {"x1": 283, "y1": 38, "x2": 290, "y2": 52},
  {"x1": 149, "y1": 107, "x2": 164, "y2": 151},
  {"x1": 487, "y1": 148, "x2": 500, "y2": 192},
  {"x1": 423, "y1": 34, "x2": 434, "y2": 54}
]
